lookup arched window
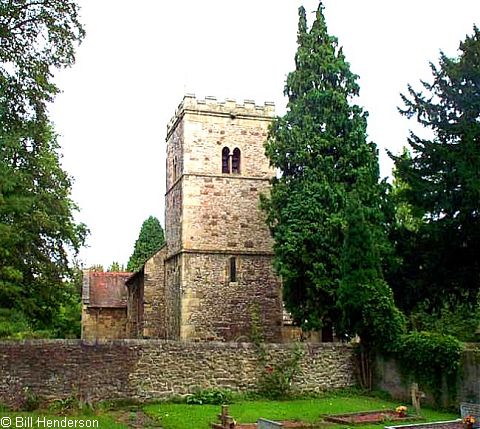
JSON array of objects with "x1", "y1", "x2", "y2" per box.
[
  {"x1": 232, "y1": 148, "x2": 241, "y2": 174},
  {"x1": 222, "y1": 147, "x2": 230, "y2": 173}
]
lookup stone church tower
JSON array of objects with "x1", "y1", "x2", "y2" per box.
[{"x1": 126, "y1": 95, "x2": 283, "y2": 342}]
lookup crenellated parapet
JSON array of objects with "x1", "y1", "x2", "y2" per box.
[{"x1": 167, "y1": 94, "x2": 275, "y2": 138}]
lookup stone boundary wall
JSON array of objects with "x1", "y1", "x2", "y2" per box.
[
  {"x1": 0, "y1": 340, "x2": 356, "y2": 408},
  {"x1": 375, "y1": 345, "x2": 480, "y2": 406}
]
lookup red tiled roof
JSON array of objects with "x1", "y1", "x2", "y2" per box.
[{"x1": 85, "y1": 272, "x2": 131, "y2": 308}]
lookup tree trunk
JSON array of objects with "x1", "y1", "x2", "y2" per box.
[{"x1": 357, "y1": 346, "x2": 373, "y2": 390}]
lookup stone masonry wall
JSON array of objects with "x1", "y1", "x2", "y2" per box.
[
  {"x1": 143, "y1": 246, "x2": 167, "y2": 338},
  {"x1": 164, "y1": 254, "x2": 181, "y2": 339},
  {"x1": 166, "y1": 115, "x2": 184, "y2": 192},
  {"x1": 165, "y1": 124, "x2": 183, "y2": 259},
  {"x1": 180, "y1": 253, "x2": 282, "y2": 342},
  {"x1": 165, "y1": 95, "x2": 275, "y2": 255},
  {"x1": 81, "y1": 272, "x2": 130, "y2": 340},
  {"x1": 165, "y1": 184, "x2": 183, "y2": 258},
  {"x1": 126, "y1": 278, "x2": 143, "y2": 338},
  {"x1": 81, "y1": 308, "x2": 127, "y2": 340},
  {"x1": 180, "y1": 98, "x2": 274, "y2": 178},
  {"x1": 375, "y1": 346, "x2": 480, "y2": 406},
  {"x1": 0, "y1": 340, "x2": 356, "y2": 407},
  {"x1": 181, "y1": 175, "x2": 274, "y2": 252}
]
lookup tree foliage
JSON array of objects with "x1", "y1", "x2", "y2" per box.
[
  {"x1": 389, "y1": 26, "x2": 480, "y2": 313},
  {"x1": 338, "y1": 196, "x2": 405, "y2": 352},
  {"x1": 0, "y1": 121, "x2": 86, "y2": 328},
  {"x1": 262, "y1": 2, "x2": 403, "y2": 350},
  {"x1": 0, "y1": 0, "x2": 85, "y2": 120},
  {"x1": 397, "y1": 331, "x2": 462, "y2": 404},
  {"x1": 335, "y1": 194, "x2": 405, "y2": 389},
  {"x1": 108, "y1": 262, "x2": 125, "y2": 272},
  {"x1": 127, "y1": 216, "x2": 165, "y2": 272},
  {"x1": 0, "y1": 0, "x2": 86, "y2": 334},
  {"x1": 409, "y1": 301, "x2": 480, "y2": 342}
]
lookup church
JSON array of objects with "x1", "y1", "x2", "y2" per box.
[{"x1": 82, "y1": 95, "x2": 292, "y2": 342}]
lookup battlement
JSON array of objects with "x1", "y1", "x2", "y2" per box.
[{"x1": 166, "y1": 94, "x2": 275, "y2": 138}]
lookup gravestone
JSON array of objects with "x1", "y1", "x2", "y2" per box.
[
  {"x1": 460, "y1": 402, "x2": 480, "y2": 429},
  {"x1": 211, "y1": 405, "x2": 236, "y2": 429},
  {"x1": 411, "y1": 383, "x2": 425, "y2": 415},
  {"x1": 257, "y1": 418, "x2": 283, "y2": 429}
]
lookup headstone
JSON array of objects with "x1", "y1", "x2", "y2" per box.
[
  {"x1": 257, "y1": 418, "x2": 283, "y2": 429},
  {"x1": 211, "y1": 405, "x2": 236, "y2": 429},
  {"x1": 411, "y1": 383, "x2": 425, "y2": 415},
  {"x1": 460, "y1": 403, "x2": 480, "y2": 429}
]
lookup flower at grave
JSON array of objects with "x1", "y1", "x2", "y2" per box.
[
  {"x1": 265, "y1": 365, "x2": 274, "y2": 374},
  {"x1": 395, "y1": 406, "x2": 408, "y2": 416},
  {"x1": 463, "y1": 416, "x2": 476, "y2": 426}
]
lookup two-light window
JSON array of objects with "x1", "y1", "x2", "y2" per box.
[{"x1": 222, "y1": 147, "x2": 241, "y2": 174}]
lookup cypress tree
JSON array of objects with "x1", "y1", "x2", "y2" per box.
[
  {"x1": 127, "y1": 216, "x2": 165, "y2": 272},
  {"x1": 262, "y1": 2, "x2": 400, "y2": 341}
]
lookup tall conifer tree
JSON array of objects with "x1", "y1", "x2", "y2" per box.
[
  {"x1": 127, "y1": 216, "x2": 165, "y2": 272},
  {"x1": 390, "y1": 27, "x2": 480, "y2": 311},
  {"x1": 263, "y1": 3, "x2": 400, "y2": 344}
]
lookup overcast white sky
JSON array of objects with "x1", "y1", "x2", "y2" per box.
[{"x1": 49, "y1": 0, "x2": 480, "y2": 269}]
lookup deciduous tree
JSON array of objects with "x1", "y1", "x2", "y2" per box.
[
  {"x1": 0, "y1": 0, "x2": 85, "y2": 120},
  {"x1": 0, "y1": 119, "x2": 87, "y2": 330},
  {"x1": 108, "y1": 262, "x2": 125, "y2": 272},
  {"x1": 0, "y1": 0, "x2": 86, "y2": 335}
]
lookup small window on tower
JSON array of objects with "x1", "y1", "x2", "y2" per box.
[
  {"x1": 222, "y1": 147, "x2": 230, "y2": 173},
  {"x1": 229, "y1": 257, "x2": 237, "y2": 283},
  {"x1": 232, "y1": 148, "x2": 241, "y2": 174}
]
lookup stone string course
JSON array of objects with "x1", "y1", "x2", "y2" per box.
[{"x1": 0, "y1": 340, "x2": 356, "y2": 407}]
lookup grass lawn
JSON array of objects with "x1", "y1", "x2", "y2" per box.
[
  {"x1": 0, "y1": 393, "x2": 459, "y2": 429},
  {"x1": 144, "y1": 394, "x2": 459, "y2": 429}
]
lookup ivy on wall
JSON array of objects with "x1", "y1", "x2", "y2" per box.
[{"x1": 396, "y1": 331, "x2": 462, "y2": 404}]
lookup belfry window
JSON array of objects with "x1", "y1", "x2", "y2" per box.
[
  {"x1": 229, "y1": 257, "x2": 237, "y2": 283},
  {"x1": 222, "y1": 147, "x2": 230, "y2": 173},
  {"x1": 232, "y1": 148, "x2": 241, "y2": 174}
]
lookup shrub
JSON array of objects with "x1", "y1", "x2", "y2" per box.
[
  {"x1": 22, "y1": 387, "x2": 40, "y2": 411},
  {"x1": 185, "y1": 389, "x2": 232, "y2": 405},
  {"x1": 256, "y1": 344, "x2": 304, "y2": 400}
]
